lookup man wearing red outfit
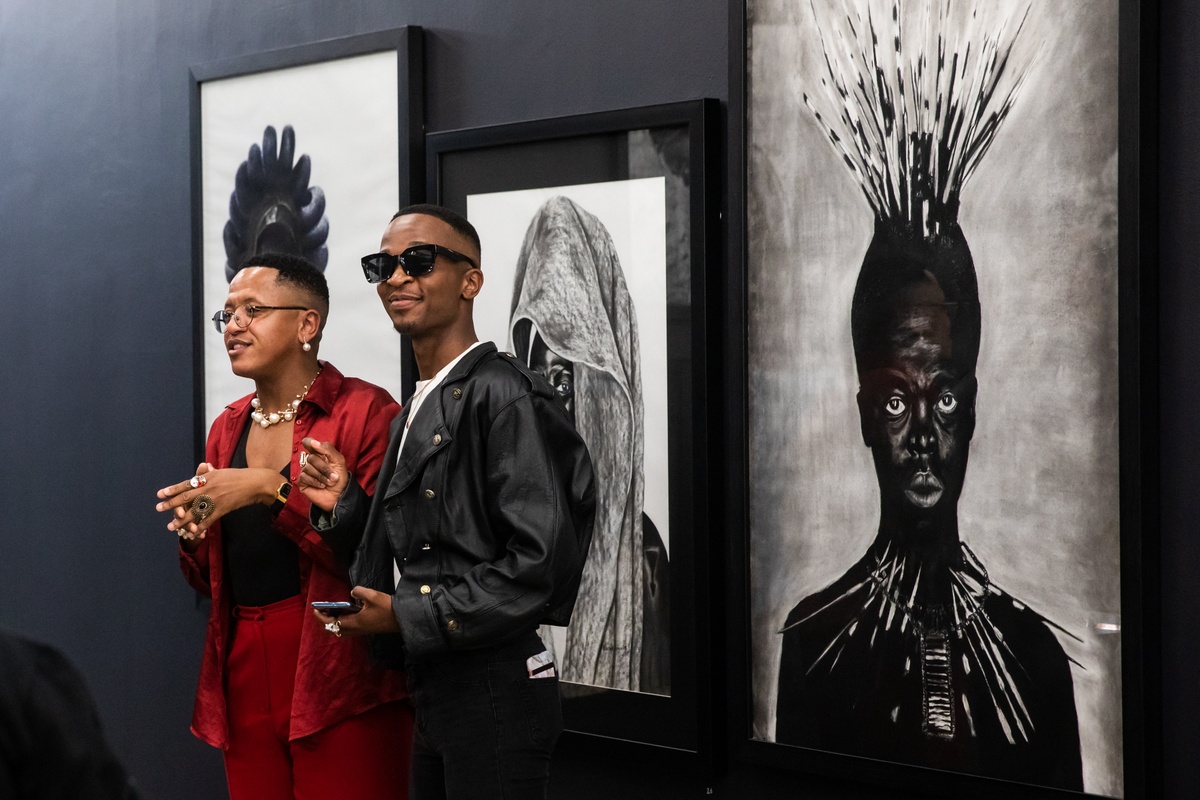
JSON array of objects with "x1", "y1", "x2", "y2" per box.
[{"x1": 156, "y1": 253, "x2": 412, "y2": 799}]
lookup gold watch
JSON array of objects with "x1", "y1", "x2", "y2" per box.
[{"x1": 271, "y1": 480, "x2": 291, "y2": 514}]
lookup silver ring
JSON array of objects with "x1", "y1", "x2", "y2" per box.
[
  {"x1": 189, "y1": 475, "x2": 207, "y2": 489},
  {"x1": 324, "y1": 620, "x2": 342, "y2": 637},
  {"x1": 299, "y1": 452, "x2": 309, "y2": 468}
]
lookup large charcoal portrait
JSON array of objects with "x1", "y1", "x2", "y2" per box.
[
  {"x1": 198, "y1": 48, "x2": 406, "y2": 431},
  {"x1": 748, "y1": 0, "x2": 1122, "y2": 794},
  {"x1": 469, "y1": 178, "x2": 673, "y2": 696}
]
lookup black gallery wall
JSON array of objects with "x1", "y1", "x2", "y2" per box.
[{"x1": 0, "y1": 1, "x2": 1195, "y2": 799}]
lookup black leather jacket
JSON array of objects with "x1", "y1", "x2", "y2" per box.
[{"x1": 317, "y1": 343, "x2": 595, "y2": 665}]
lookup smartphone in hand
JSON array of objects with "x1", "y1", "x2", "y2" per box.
[{"x1": 311, "y1": 600, "x2": 363, "y2": 617}]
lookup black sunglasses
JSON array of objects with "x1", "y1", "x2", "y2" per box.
[{"x1": 360, "y1": 244, "x2": 476, "y2": 284}]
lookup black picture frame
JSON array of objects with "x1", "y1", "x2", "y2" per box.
[
  {"x1": 189, "y1": 27, "x2": 424, "y2": 458},
  {"x1": 427, "y1": 100, "x2": 721, "y2": 756},
  {"x1": 729, "y1": 1, "x2": 1160, "y2": 799}
]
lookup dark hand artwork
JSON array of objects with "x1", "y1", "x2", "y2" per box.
[
  {"x1": 222, "y1": 124, "x2": 329, "y2": 281},
  {"x1": 509, "y1": 196, "x2": 670, "y2": 695},
  {"x1": 773, "y1": 1, "x2": 1083, "y2": 790}
]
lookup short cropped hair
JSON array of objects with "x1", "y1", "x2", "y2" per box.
[
  {"x1": 237, "y1": 252, "x2": 330, "y2": 303},
  {"x1": 393, "y1": 204, "x2": 481, "y2": 256}
]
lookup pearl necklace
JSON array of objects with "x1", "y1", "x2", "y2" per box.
[{"x1": 251, "y1": 368, "x2": 321, "y2": 428}]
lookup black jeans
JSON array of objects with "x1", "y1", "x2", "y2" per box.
[{"x1": 407, "y1": 631, "x2": 563, "y2": 800}]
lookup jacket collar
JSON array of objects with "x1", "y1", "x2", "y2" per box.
[
  {"x1": 449, "y1": 340, "x2": 496, "y2": 380},
  {"x1": 403, "y1": 341, "x2": 496, "y2": 406},
  {"x1": 386, "y1": 343, "x2": 497, "y2": 499},
  {"x1": 395, "y1": 341, "x2": 495, "y2": 442}
]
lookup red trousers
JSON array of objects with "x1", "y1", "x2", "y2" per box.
[{"x1": 224, "y1": 595, "x2": 413, "y2": 800}]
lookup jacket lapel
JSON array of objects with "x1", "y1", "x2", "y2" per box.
[
  {"x1": 383, "y1": 343, "x2": 494, "y2": 500},
  {"x1": 385, "y1": 392, "x2": 446, "y2": 499},
  {"x1": 362, "y1": 412, "x2": 405, "y2": 534},
  {"x1": 352, "y1": 412, "x2": 406, "y2": 589}
]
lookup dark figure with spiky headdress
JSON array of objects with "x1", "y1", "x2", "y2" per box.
[
  {"x1": 223, "y1": 125, "x2": 330, "y2": 281},
  {"x1": 774, "y1": 2, "x2": 1082, "y2": 789}
]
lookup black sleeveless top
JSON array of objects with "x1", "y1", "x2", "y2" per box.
[{"x1": 221, "y1": 418, "x2": 300, "y2": 607}]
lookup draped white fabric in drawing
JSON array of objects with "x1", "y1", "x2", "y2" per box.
[{"x1": 509, "y1": 196, "x2": 645, "y2": 691}]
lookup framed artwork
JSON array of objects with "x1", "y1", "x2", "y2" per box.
[
  {"x1": 427, "y1": 100, "x2": 720, "y2": 751},
  {"x1": 190, "y1": 27, "x2": 424, "y2": 452},
  {"x1": 738, "y1": 0, "x2": 1157, "y2": 797}
]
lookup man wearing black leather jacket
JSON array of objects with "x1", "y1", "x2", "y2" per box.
[{"x1": 299, "y1": 204, "x2": 595, "y2": 800}]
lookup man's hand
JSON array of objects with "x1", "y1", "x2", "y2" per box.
[
  {"x1": 313, "y1": 586, "x2": 401, "y2": 637},
  {"x1": 298, "y1": 438, "x2": 350, "y2": 512},
  {"x1": 156, "y1": 463, "x2": 282, "y2": 545}
]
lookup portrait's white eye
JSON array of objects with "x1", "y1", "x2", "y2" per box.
[
  {"x1": 937, "y1": 392, "x2": 958, "y2": 414},
  {"x1": 884, "y1": 396, "x2": 906, "y2": 417}
]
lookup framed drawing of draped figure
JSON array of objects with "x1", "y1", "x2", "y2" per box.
[
  {"x1": 737, "y1": 1, "x2": 1158, "y2": 797},
  {"x1": 427, "y1": 100, "x2": 720, "y2": 753}
]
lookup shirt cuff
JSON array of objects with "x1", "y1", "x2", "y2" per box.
[
  {"x1": 392, "y1": 586, "x2": 449, "y2": 658},
  {"x1": 311, "y1": 508, "x2": 339, "y2": 531}
]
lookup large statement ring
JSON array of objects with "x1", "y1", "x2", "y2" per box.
[
  {"x1": 299, "y1": 451, "x2": 309, "y2": 468},
  {"x1": 190, "y1": 494, "x2": 215, "y2": 523},
  {"x1": 189, "y1": 475, "x2": 207, "y2": 489},
  {"x1": 324, "y1": 620, "x2": 342, "y2": 638}
]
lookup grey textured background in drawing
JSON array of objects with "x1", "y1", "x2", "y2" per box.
[{"x1": 746, "y1": 0, "x2": 1121, "y2": 794}]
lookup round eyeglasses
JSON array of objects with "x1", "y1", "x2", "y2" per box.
[{"x1": 212, "y1": 304, "x2": 309, "y2": 333}]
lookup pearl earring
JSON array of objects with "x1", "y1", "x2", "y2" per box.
[{"x1": 302, "y1": 341, "x2": 312, "y2": 352}]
